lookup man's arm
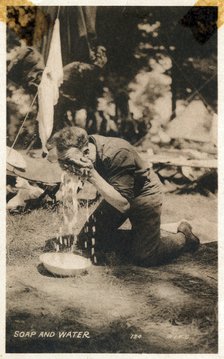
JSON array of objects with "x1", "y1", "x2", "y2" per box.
[{"x1": 89, "y1": 169, "x2": 130, "y2": 213}]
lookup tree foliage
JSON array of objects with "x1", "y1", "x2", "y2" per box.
[{"x1": 7, "y1": 6, "x2": 217, "y2": 148}]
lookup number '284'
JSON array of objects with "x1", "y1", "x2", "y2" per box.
[{"x1": 130, "y1": 334, "x2": 142, "y2": 339}]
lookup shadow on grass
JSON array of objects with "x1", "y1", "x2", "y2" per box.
[{"x1": 6, "y1": 312, "x2": 160, "y2": 353}]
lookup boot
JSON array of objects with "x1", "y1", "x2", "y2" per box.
[{"x1": 177, "y1": 221, "x2": 200, "y2": 252}]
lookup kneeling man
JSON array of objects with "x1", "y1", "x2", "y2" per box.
[{"x1": 49, "y1": 126, "x2": 200, "y2": 266}]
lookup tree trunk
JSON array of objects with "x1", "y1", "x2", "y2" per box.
[{"x1": 170, "y1": 60, "x2": 177, "y2": 121}]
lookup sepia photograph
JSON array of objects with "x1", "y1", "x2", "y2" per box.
[{"x1": 5, "y1": 4, "x2": 218, "y2": 354}]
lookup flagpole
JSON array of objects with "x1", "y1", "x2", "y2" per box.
[
  {"x1": 9, "y1": 7, "x2": 62, "y2": 153},
  {"x1": 57, "y1": 6, "x2": 60, "y2": 19},
  {"x1": 37, "y1": 7, "x2": 63, "y2": 153}
]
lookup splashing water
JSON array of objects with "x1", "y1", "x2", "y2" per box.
[
  {"x1": 61, "y1": 172, "x2": 80, "y2": 230},
  {"x1": 55, "y1": 170, "x2": 97, "y2": 263},
  {"x1": 58, "y1": 171, "x2": 83, "y2": 250},
  {"x1": 39, "y1": 170, "x2": 95, "y2": 274}
]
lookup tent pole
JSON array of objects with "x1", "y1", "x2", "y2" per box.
[{"x1": 57, "y1": 6, "x2": 60, "y2": 19}]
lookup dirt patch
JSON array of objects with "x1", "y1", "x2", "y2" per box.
[{"x1": 6, "y1": 193, "x2": 218, "y2": 353}]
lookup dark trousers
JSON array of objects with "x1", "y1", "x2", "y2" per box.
[{"x1": 78, "y1": 195, "x2": 186, "y2": 267}]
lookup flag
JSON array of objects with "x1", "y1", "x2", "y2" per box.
[{"x1": 37, "y1": 18, "x2": 63, "y2": 153}]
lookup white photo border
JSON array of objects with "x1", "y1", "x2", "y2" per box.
[{"x1": 1, "y1": 1, "x2": 223, "y2": 358}]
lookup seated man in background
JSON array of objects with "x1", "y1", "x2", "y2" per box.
[{"x1": 48, "y1": 126, "x2": 200, "y2": 266}]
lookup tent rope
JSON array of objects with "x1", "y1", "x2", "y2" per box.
[
  {"x1": 134, "y1": 72, "x2": 217, "y2": 146},
  {"x1": 9, "y1": 91, "x2": 38, "y2": 152},
  {"x1": 158, "y1": 26, "x2": 217, "y2": 114},
  {"x1": 167, "y1": 48, "x2": 216, "y2": 113},
  {"x1": 168, "y1": 72, "x2": 217, "y2": 122}
]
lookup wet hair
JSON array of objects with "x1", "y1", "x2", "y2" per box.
[{"x1": 47, "y1": 127, "x2": 89, "y2": 153}]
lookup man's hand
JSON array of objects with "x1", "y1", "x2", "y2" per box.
[
  {"x1": 58, "y1": 147, "x2": 93, "y2": 178},
  {"x1": 88, "y1": 168, "x2": 102, "y2": 185}
]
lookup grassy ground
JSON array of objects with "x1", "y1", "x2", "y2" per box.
[{"x1": 6, "y1": 192, "x2": 218, "y2": 353}]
